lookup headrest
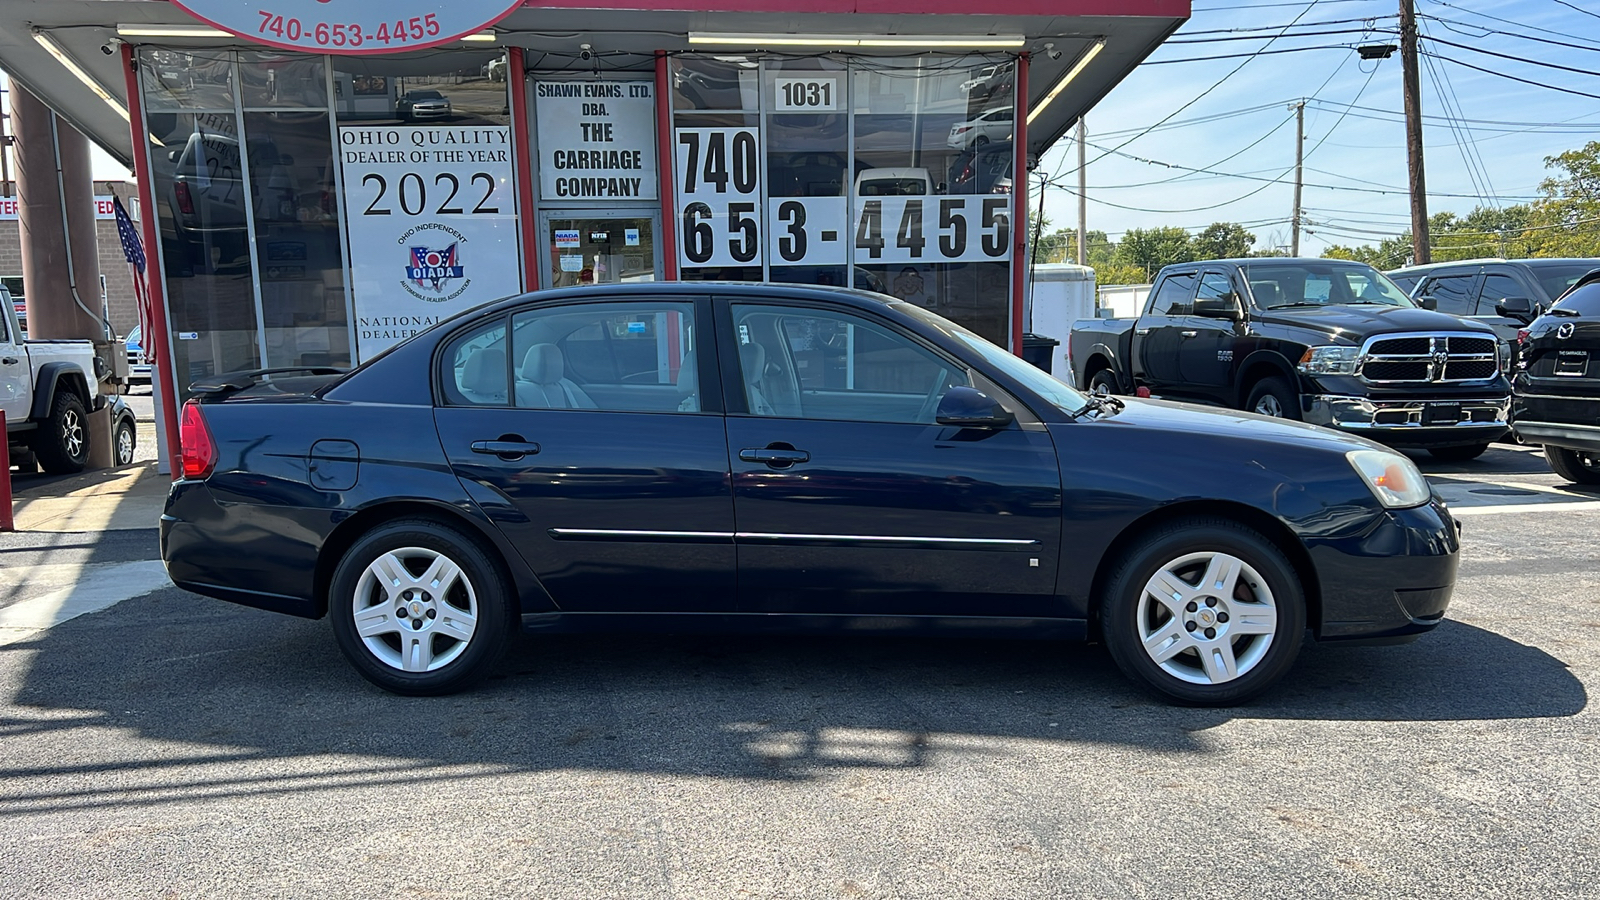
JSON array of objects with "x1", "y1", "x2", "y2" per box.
[
  {"x1": 462, "y1": 348, "x2": 505, "y2": 393},
  {"x1": 739, "y1": 342, "x2": 766, "y2": 378},
  {"x1": 520, "y1": 343, "x2": 565, "y2": 385}
]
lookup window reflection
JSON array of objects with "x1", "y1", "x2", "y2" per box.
[{"x1": 333, "y1": 52, "x2": 511, "y2": 125}]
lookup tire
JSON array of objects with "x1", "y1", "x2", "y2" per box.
[
  {"x1": 1546, "y1": 446, "x2": 1600, "y2": 485},
  {"x1": 1245, "y1": 377, "x2": 1299, "y2": 421},
  {"x1": 114, "y1": 417, "x2": 137, "y2": 466},
  {"x1": 32, "y1": 391, "x2": 90, "y2": 475},
  {"x1": 1088, "y1": 368, "x2": 1120, "y2": 396},
  {"x1": 1428, "y1": 443, "x2": 1490, "y2": 462},
  {"x1": 1100, "y1": 517, "x2": 1306, "y2": 705},
  {"x1": 972, "y1": 135, "x2": 990, "y2": 149},
  {"x1": 329, "y1": 518, "x2": 513, "y2": 695}
]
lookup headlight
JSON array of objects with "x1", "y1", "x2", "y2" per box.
[
  {"x1": 1298, "y1": 345, "x2": 1360, "y2": 376},
  {"x1": 1346, "y1": 449, "x2": 1431, "y2": 509},
  {"x1": 1497, "y1": 340, "x2": 1511, "y2": 374}
]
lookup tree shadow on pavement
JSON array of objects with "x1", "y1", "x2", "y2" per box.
[{"x1": 0, "y1": 588, "x2": 1585, "y2": 812}]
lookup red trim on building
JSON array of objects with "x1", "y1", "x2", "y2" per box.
[
  {"x1": 655, "y1": 51, "x2": 679, "y2": 281},
  {"x1": 1011, "y1": 53, "x2": 1029, "y2": 356},
  {"x1": 120, "y1": 43, "x2": 184, "y2": 479},
  {"x1": 523, "y1": 0, "x2": 1186, "y2": 14},
  {"x1": 509, "y1": 47, "x2": 541, "y2": 291}
]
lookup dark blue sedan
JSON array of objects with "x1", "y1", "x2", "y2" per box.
[{"x1": 161, "y1": 283, "x2": 1459, "y2": 704}]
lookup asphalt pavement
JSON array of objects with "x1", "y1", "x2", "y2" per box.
[{"x1": 0, "y1": 442, "x2": 1597, "y2": 898}]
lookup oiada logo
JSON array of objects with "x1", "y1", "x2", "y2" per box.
[{"x1": 407, "y1": 244, "x2": 464, "y2": 293}]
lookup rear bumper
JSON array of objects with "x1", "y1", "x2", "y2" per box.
[
  {"x1": 1304, "y1": 393, "x2": 1510, "y2": 447},
  {"x1": 1310, "y1": 498, "x2": 1460, "y2": 641},
  {"x1": 1514, "y1": 419, "x2": 1600, "y2": 453},
  {"x1": 160, "y1": 480, "x2": 324, "y2": 619}
]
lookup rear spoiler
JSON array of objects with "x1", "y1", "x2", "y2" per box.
[{"x1": 189, "y1": 366, "x2": 347, "y2": 398}]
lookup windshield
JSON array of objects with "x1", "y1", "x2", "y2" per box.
[
  {"x1": 893, "y1": 302, "x2": 1091, "y2": 416},
  {"x1": 1243, "y1": 262, "x2": 1414, "y2": 309},
  {"x1": 1532, "y1": 263, "x2": 1600, "y2": 301}
]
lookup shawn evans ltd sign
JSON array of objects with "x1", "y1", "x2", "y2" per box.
[
  {"x1": 169, "y1": 0, "x2": 522, "y2": 53},
  {"x1": 535, "y1": 81, "x2": 658, "y2": 201}
]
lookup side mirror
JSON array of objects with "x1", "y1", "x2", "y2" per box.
[
  {"x1": 1192, "y1": 297, "x2": 1242, "y2": 320},
  {"x1": 1494, "y1": 296, "x2": 1536, "y2": 324},
  {"x1": 167, "y1": 149, "x2": 180, "y2": 163},
  {"x1": 936, "y1": 386, "x2": 1014, "y2": 429},
  {"x1": 1418, "y1": 295, "x2": 1438, "y2": 311}
]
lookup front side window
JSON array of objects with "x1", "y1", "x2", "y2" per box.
[
  {"x1": 510, "y1": 302, "x2": 698, "y2": 412},
  {"x1": 1479, "y1": 273, "x2": 1526, "y2": 314},
  {"x1": 1196, "y1": 272, "x2": 1236, "y2": 304},
  {"x1": 1148, "y1": 272, "x2": 1197, "y2": 316},
  {"x1": 730, "y1": 303, "x2": 966, "y2": 423},
  {"x1": 1419, "y1": 274, "x2": 1477, "y2": 316}
]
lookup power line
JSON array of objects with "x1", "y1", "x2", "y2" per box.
[
  {"x1": 1422, "y1": 51, "x2": 1600, "y2": 101},
  {"x1": 1422, "y1": 33, "x2": 1600, "y2": 78},
  {"x1": 1144, "y1": 44, "x2": 1362, "y2": 65},
  {"x1": 1165, "y1": 27, "x2": 1396, "y2": 44},
  {"x1": 1422, "y1": 14, "x2": 1600, "y2": 54},
  {"x1": 1548, "y1": 0, "x2": 1600, "y2": 21},
  {"x1": 1194, "y1": 0, "x2": 1382, "y2": 9},
  {"x1": 1177, "y1": 16, "x2": 1396, "y2": 36}
]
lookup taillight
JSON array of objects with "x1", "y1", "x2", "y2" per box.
[
  {"x1": 179, "y1": 400, "x2": 217, "y2": 479},
  {"x1": 174, "y1": 182, "x2": 194, "y2": 215}
]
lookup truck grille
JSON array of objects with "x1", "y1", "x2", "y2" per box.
[{"x1": 1360, "y1": 333, "x2": 1498, "y2": 384}]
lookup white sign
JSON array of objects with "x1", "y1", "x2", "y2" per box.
[
  {"x1": 554, "y1": 229, "x2": 580, "y2": 248},
  {"x1": 625, "y1": 228, "x2": 641, "y2": 246},
  {"x1": 0, "y1": 196, "x2": 120, "y2": 220},
  {"x1": 338, "y1": 125, "x2": 522, "y2": 362},
  {"x1": 852, "y1": 195, "x2": 1012, "y2": 265},
  {"x1": 773, "y1": 76, "x2": 841, "y2": 112},
  {"x1": 767, "y1": 197, "x2": 847, "y2": 267},
  {"x1": 535, "y1": 81, "x2": 658, "y2": 201},
  {"x1": 675, "y1": 127, "x2": 762, "y2": 269},
  {"x1": 170, "y1": 0, "x2": 522, "y2": 54}
]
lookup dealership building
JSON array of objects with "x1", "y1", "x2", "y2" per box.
[{"x1": 0, "y1": 0, "x2": 1185, "y2": 463}]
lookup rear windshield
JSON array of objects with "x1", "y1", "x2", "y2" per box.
[
  {"x1": 1242, "y1": 262, "x2": 1413, "y2": 309},
  {"x1": 1533, "y1": 264, "x2": 1600, "y2": 301},
  {"x1": 1552, "y1": 281, "x2": 1600, "y2": 317},
  {"x1": 859, "y1": 179, "x2": 928, "y2": 196}
]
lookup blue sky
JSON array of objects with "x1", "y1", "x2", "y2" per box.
[{"x1": 1034, "y1": 0, "x2": 1600, "y2": 259}]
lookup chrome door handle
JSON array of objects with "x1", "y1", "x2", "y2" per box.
[
  {"x1": 1180, "y1": 330, "x2": 1198, "y2": 338},
  {"x1": 470, "y1": 439, "x2": 541, "y2": 460},
  {"x1": 1134, "y1": 328, "x2": 1150, "y2": 336}
]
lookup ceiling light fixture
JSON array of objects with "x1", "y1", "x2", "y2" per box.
[
  {"x1": 32, "y1": 29, "x2": 129, "y2": 122},
  {"x1": 689, "y1": 32, "x2": 1025, "y2": 49},
  {"x1": 1027, "y1": 39, "x2": 1104, "y2": 126},
  {"x1": 115, "y1": 24, "x2": 230, "y2": 39},
  {"x1": 461, "y1": 32, "x2": 498, "y2": 42}
]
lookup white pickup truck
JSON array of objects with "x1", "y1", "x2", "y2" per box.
[{"x1": 2, "y1": 288, "x2": 102, "y2": 474}]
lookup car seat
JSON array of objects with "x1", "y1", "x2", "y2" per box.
[
  {"x1": 458, "y1": 347, "x2": 507, "y2": 405},
  {"x1": 516, "y1": 343, "x2": 598, "y2": 409},
  {"x1": 739, "y1": 343, "x2": 776, "y2": 416}
]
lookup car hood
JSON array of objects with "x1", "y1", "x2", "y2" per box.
[
  {"x1": 1082, "y1": 395, "x2": 1382, "y2": 456},
  {"x1": 1251, "y1": 304, "x2": 1494, "y2": 344}
]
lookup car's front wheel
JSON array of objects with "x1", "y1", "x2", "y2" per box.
[
  {"x1": 329, "y1": 519, "x2": 512, "y2": 695},
  {"x1": 114, "y1": 417, "x2": 136, "y2": 466},
  {"x1": 1088, "y1": 368, "x2": 1120, "y2": 396},
  {"x1": 1546, "y1": 446, "x2": 1600, "y2": 485},
  {"x1": 1101, "y1": 517, "x2": 1306, "y2": 705},
  {"x1": 1245, "y1": 377, "x2": 1300, "y2": 420}
]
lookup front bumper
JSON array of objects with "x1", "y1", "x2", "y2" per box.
[
  {"x1": 1304, "y1": 393, "x2": 1510, "y2": 448},
  {"x1": 1311, "y1": 497, "x2": 1460, "y2": 642}
]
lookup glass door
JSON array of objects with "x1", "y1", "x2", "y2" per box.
[{"x1": 541, "y1": 211, "x2": 660, "y2": 289}]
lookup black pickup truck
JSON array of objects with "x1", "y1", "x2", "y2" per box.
[{"x1": 1068, "y1": 258, "x2": 1512, "y2": 460}]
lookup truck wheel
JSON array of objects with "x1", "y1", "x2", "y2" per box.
[
  {"x1": 1428, "y1": 443, "x2": 1489, "y2": 462},
  {"x1": 1546, "y1": 446, "x2": 1600, "y2": 485},
  {"x1": 1088, "y1": 369, "x2": 1120, "y2": 396},
  {"x1": 1246, "y1": 377, "x2": 1299, "y2": 421},
  {"x1": 32, "y1": 391, "x2": 90, "y2": 475},
  {"x1": 1100, "y1": 517, "x2": 1306, "y2": 705}
]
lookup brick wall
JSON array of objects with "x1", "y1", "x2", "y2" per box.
[{"x1": 1, "y1": 180, "x2": 141, "y2": 338}]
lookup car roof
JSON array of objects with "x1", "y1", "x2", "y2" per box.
[
  {"x1": 1160, "y1": 257, "x2": 1379, "y2": 271},
  {"x1": 471, "y1": 281, "x2": 898, "y2": 319}
]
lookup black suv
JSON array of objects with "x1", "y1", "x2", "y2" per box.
[
  {"x1": 1512, "y1": 269, "x2": 1600, "y2": 484},
  {"x1": 1388, "y1": 258, "x2": 1600, "y2": 341}
]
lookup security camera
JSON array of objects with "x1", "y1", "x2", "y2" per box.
[
  {"x1": 1043, "y1": 42, "x2": 1062, "y2": 61},
  {"x1": 579, "y1": 43, "x2": 593, "y2": 61},
  {"x1": 101, "y1": 39, "x2": 123, "y2": 56}
]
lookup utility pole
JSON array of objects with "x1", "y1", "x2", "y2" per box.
[
  {"x1": 1076, "y1": 117, "x2": 1087, "y2": 266},
  {"x1": 1290, "y1": 101, "x2": 1304, "y2": 257},
  {"x1": 1401, "y1": 0, "x2": 1430, "y2": 264}
]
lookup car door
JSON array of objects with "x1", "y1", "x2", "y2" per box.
[
  {"x1": 434, "y1": 296, "x2": 738, "y2": 613},
  {"x1": 0, "y1": 304, "x2": 29, "y2": 423},
  {"x1": 1416, "y1": 270, "x2": 1481, "y2": 319},
  {"x1": 1135, "y1": 270, "x2": 1197, "y2": 396},
  {"x1": 718, "y1": 298, "x2": 1062, "y2": 617},
  {"x1": 1179, "y1": 270, "x2": 1242, "y2": 397}
]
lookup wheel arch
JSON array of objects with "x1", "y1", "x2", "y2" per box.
[
  {"x1": 1087, "y1": 499, "x2": 1323, "y2": 639},
  {"x1": 313, "y1": 499, "x2": 549, "y2": 621},
  {"x1": 1080, "y1": 343, "x2": 1123, "y2": 391},
  {"x1": 29, "y1": 362, "x2": 91, "y2": 421},
  {"x1": 1235, "y1": 351, "x2": 1298, "y2": 408}
]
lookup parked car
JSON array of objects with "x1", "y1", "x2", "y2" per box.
[
  {"x1": 853, "y1": 167, "x2": 932, "y2": 197},
  {"x1": 108, "y1": 393, "x2": 138, "y2": 466},
  {"x1": 124, "y1": 324, "x2": 151, "y2": 384},
  {"x1": 947, "y1": 106, "x2": 1013, "y2": 150},
  {"x1": 1068, "y1": 258, "x2": 1512, "y2": 460},
  {"x1": 948, "y1": 140, "x2": 1013, "y2": 195},
  {"x1": 397, "y1": 90, "x2": 451, "y2": 122},
  {"x1": 1509, "y1": 269, "x2": 1600, "y2": 484},
  {"x1": 1389, "y1": 258, "x2": 1600, "y2": 341},
  {"x1": 1, "y1": 286, "x2": 102, "y2": 473},
  {"x1": 163, "y1": 283, "x2": 1460, "y2": 705}
]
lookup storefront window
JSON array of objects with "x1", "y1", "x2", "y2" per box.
[{"x1": 333, "y1": 52, "x2": 511, "y2": 125}]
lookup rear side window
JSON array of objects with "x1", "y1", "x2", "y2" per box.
[
  {"x1": 510, "y1": 301, "x2": 698, "y2": 412},
  {"x1": 1553, "y1": 281, "x2": 1600, "y2": 317},
  {"x1": 441, "y1": 317, "x2": 509, "y2": 406},
  {"x1": 1147, "y1": 272, "x2": 1197, "y2": 316}
]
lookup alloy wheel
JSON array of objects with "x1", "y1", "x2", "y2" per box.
[
  {"x1": 351, "y1": 547, "x2": 479, "y2": 673},
  {"x1": 62, "y1": 409, "x2": 84, "y2": 458},
  {"x1": 116, "y1": 425, "x2": 134, "y2": 465},
  {"x1": 1137, "y1": 551, "x2": 1277, "y2": 685},
  {"x1": 1253, "y1": 395, "x2": 1284, "y2": 418}
]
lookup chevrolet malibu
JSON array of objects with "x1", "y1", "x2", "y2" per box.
[{"x1": 161, "y1": 284, "x2": 1459, "y2": 704}]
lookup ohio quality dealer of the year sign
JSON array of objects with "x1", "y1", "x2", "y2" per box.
[{"x1": 169, "y1": 0, "x2": 523, "y2": 54}]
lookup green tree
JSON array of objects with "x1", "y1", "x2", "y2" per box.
[
  {"x1": 1526, "y1": 140, "x2": 1600, "y2": 257},
  {"x1": 1115, "y1": 226, "x2": 1195, "y2": 280},
  {"x1": 1193, "y1": 222, "x2": 1256, "y2": 259}
]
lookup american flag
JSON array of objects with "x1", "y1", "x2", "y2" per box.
[{"x1": 112, "y1": 196, "x2": 155, "y2": 368}]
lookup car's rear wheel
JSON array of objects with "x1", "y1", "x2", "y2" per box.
[
  {"x1": 1088, "y1": 368, "x2": 1120, "y2": 396},
  {"x1": 1245, "y1": 377, "x2": 1300, "y2": 421},
  {"x1": 114, "y1": 417, "x2": 136, "y2": 466},
  {"x1": 1428, "y1": 442, "x2": 1490, "y2": 462},
  {"x1": 329, "y1": 519, "x2": 512, "y2": 695},
  {"x1": 1101, "y1": 517, "x2": 1306, "y2": 705},
  {"x1": 1545, "y1": 446, "x2": 1600, "y2": 485},
  {"x1": 33, "y1": 391, "x2": 90, "y2": 475}
]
